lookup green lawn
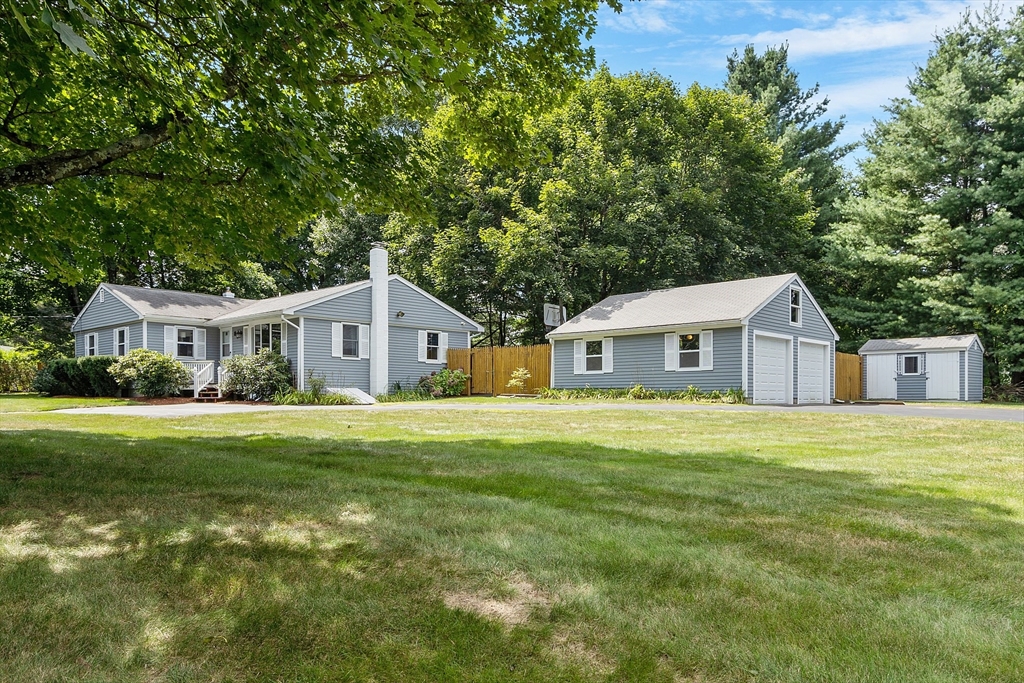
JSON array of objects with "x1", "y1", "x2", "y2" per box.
[
  {"x1": 1, "y1": 403, "x2": 1022, "y2": 682},
  {"x1": 0, "y1": 393, "x2": 135, "y2": 413}
]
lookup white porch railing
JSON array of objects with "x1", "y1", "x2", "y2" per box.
[{"x1": 180, "y1": 360, "x2": 215, "y2": 398}]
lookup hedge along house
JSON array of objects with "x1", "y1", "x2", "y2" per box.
[
  {"x1": 859, "y1": 335, "x2": 983, "y2": 402},
  {"x1": 70, "y1": 245, "x2": 483, "y2": 397},
  {"x1": 546, "y1": 274, "x2": 839, "y2": 404}
]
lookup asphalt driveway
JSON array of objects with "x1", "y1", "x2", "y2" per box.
[{"x1": 49, "y1": 400, "x2": 1024, "y2": 422}]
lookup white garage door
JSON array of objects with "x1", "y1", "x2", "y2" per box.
[
  {"x1": 754, "y1": 335, "x2": 789, "y2": 404},
  {"x1": 798, "y1": 341, "x2": 827, "y2": 403},
  {"x1": 927, "y1": 352, "x2": 960, "y2": 400},
  {"x1": 866, "y1": 354, "x2": 896, "y2": 399}
]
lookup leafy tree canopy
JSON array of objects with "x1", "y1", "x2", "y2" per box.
[
  {"x1": 1, "y1": 0, "x2": 610, "y2": 281},
  {"x1": 825, "y1": 7, "x2": 1024, "y2": 384}
]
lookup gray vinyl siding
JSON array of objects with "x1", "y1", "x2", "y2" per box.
[
  {"x1": 389, "y1": 279, "x2": 472, "y2": 331},
  {"x1": 967, "y1": 341, "x2": 984, "y2": 401},
  {"x1": 301, "y1": 317, "x2": 369, "y2": 392},
  {"x1": 552, "y1": 327, "x2": 743, "y2": 391},
  {"x1": 74, "y1": 321, "x2": 144, "y2": 358},
  {"x1": 959, "y1": 351, "x2": 966, "y2": 401},
  {"x1": 73, "y1": 289, "x2": 139, "y2": 332},
  {"x1": 389, "y1": 326, "x2": 470, "y2": 391},
  {"x1": 746, "y1": 282, "x2": 836, "y2": 402},
  {"x1": 895, "y1": 375, "x2": 927, "y2": 401},
  {"x1": 285, "y1": 319, "x2": 299, "y2": 381},
  {"x1": 296, "y1": 286, "x2": 371, "y2": 321}
]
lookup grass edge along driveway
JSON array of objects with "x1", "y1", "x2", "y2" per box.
[{"x1": 1, "y1": 406, "x2": 1022, "y2": 682}]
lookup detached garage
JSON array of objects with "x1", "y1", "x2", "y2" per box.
[
  {"x1": 859, "y1": 335, "x2": 984, "y2": 402},
  {"x1": 546, "y1": 273, "x2": 839, "y2": 404}
]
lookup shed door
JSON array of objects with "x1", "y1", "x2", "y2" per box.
[
  {"x1": 754, "y1": 335, "x2": 789, "y2": 404},
  {"x1": 926, "y1": 352, "x2": 959, "y2": 400},
  {"x1": 798, "y1": 341, "x2": 826, "y2": 404},
  {"x1": 866, "y1": 354, "x2": 896, "y2": 399}
]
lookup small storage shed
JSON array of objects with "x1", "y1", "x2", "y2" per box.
[{"x1": 859, "y1": 335, "x2": 983, "y2": 402}]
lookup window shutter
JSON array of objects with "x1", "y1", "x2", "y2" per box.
[
  {"x1": 112, "y1": 329, "x2": 117, "y2": 354},
  {"x1": 243, "y1": 327, "x2": 251, "y2": 355},
  {"x1": 573, "y1": 340, "x2": 584, "y2": 374},
  {"x1": 440, "y1": 332, "x2": 449, "y2": 363},
  {"x1": 602, "y1": 337, "x2": 613, "y2": 373},
  {"x1": 700, "y1": 330, "x2": 713, "y2": 370},
  {"x1": 331, "y1": 323, "x2": 343, "y2": 357},
  {"x1": 123, "y1": 327, "x2": 129, "y2": 351},
  {"x1": 665, "y1": 333, "x2": 678, "y2": 371},
  {"x1": 163, "y1": 326, "x2": 176, "y2": 355},
  {"x1": 195, "y1": 329, "x2": 206, "y2": 360},
  {"x1": 418, "y1": 330, "x2": 427, "y2": 362},
  {"x1": 359, "y1": 324, "x2": 370, "y2": 359}
]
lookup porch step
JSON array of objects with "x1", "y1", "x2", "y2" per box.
[{"x1": 195, "y1": 385, "x2": 224, "y2": 403}]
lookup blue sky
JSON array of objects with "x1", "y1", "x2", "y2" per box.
[{"x1": 591, "y1": 1, "x2": 1022, "y2": 166}]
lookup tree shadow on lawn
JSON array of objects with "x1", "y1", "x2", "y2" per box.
[{"x1": 0, "y1": 429, "x2": 1022, "y2": 683}]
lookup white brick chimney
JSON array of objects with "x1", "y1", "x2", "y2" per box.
[{"x1": 369, "y1": 243, "x2": 389, "y2": 396}]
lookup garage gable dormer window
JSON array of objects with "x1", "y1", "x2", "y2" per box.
[
  {"x1": 665, "y1": 331, "x2": 713, "y2": 371},
  {"x1": 790, "y1": 286, "x2": 802, "y2": 326},
  {"x1": 573, "y1": 338, "x2": 613, "y2": 374}
]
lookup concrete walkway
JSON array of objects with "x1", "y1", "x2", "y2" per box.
[{"x1": 51, "y1": 400, "x2": 1024, "y2": 422}]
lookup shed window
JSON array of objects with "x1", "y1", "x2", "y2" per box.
[
  {"x1": 790, "y1": 287, "x2": 802, "y2": 325},
  {"x1": 903, "y1": 355, "x2": 920, "y2": 375},
  {"x1": 177, "y1": 328, "x2": 194, "y2": 358},
  {"x1": 678, "y1": 333, "x2": 700, "y2": 368},
  {"x1": 585, "y1": 340, "x2": 603, "y2": 372}
]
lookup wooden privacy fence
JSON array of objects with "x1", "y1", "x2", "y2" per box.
[
  {"x1": 446, "y1": 344, "x2": 552, "y2": 395},
  {"x1": 835, "y1": 352, "x2": 863, "y2": 402}
]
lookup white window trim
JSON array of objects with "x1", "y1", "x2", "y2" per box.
[
  {"x1": 251, "y1": 321, "x2": 285, "y2": 355},
  {"x1": 221, "y1": 328, "x2": 232, "y2": 358},
  {"x1": 575, "y1": 336, "x2": 612, "y2": 374},
  {"x1": 332, "y1": 321, "x2": 365, "y2": 360},
  {"x1": 84, "y1": 333, "x2": 98, "y2": 356},
  {"x1": 175, "y1": 326, "x2": 197, "y2": 360},
  {"x1": 665, "y1": 329, "x2": 713, "y2": 372},
  {"x1": 114, "y1": 326, "x2": 130, "y2": 356},
  {"x1": 789, "y1": 285, "x2": 803, "y2": 327},
  {"x1": 421, "y1": 329, "x2": 446, "y2": 364},
  {"x1": 901, "y1": 354, "x2": 922, "y2": 376}
]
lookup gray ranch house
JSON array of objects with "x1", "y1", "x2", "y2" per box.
[
  {"x1": 546, "y1": 274, "x2": 839, "y2": 404},
  {"x1": 859, "y1": 334, "x2": 983, "y2": 402},
  {"x1": 70, "y1": 246, "x2": 483, "y2": 398}
]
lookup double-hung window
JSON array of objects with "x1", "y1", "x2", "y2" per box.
[
  {"x1": 221, "y1": 330, "x2": 232, "y2": 357},
  {"x1": 426, "y1": 331, "x2": 440, "y2": 361},
  {"x1": 177, "y1": 328, "x2": 195, "y2": 358},
  {"x1": 790, "y1": 287, "x2": 802, "y2": 325},
  {"x1": 115, "y1": 327, "x2": 129, "y2": 356},
  {"x1": 572, "y1": 338, "x2": 612, "y2": 374},
  {"x1": 665, "y1": 331, "x2": 713, "y2": 371},
  {"x1": 341, "y1": 323, "x2": 359, "y2": 358},
  {"x1": 85, "y1": 333, "x2": 97, "y2": 356},
  {"x1": 332, "y1": 322, "x2": 370, "y2": 359},
  {"x1": 253, "y1": 323, "x2": 282, "y2": 353},
  {"x1": 902, "y1": 355, "x2": 920, "y2": 375}
]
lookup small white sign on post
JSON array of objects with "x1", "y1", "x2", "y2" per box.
[{"x1": 543, "y1": 303, "x2": 565, "y2": 327}]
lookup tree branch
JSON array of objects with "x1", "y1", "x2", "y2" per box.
[{"x1": 0, "y1": 120, "x2": 175, "y2": 189}]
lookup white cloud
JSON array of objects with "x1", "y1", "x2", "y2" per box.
[
  {"x1": 821, "y1": 75, "x2": 912, "y2": 114},
  {"x1": 600, "y1": 0, "x2": 683, "y2": 34},
  {"x1": 719, "y1": 1, "x2": 1019, "y2": 59}
]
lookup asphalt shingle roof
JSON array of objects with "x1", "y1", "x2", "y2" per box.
[
  {"x1": 205, "y1": 280, "x2": 370, "y2": 324},
  {"x1": 859, "y1": 334, "x2": 980, "y2": 353},
  {"x1": 105, "y1": 284, "x2": 255, "y2": 319},
  {"x1": 547, "y1": 273, "x2": 797, "y2": 337}
]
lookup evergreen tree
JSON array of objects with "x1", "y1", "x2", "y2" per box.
[{"x1": 826, "y1": 8, "x2": 1024, "y2": 387}]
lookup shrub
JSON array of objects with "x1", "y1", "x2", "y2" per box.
[
  {"x1": 33, "y1": 356, "x2": 121, "y2": 396},
  {"x1": 0, "y1": 349, "x2": 39, "y2": 392},
  {"x1": 222, "y1": 350, "x2": 292, "y2": 401},
  {"x1": 108, "y1": 349, "x2": 191, "y2": 397},
  {"x1": 273, "y1": 375, "x2": 355, "y2": 405},
  {"x1": 506, "y1": 367, "x2": 532, "y2": 392},
  {"x1": 418, "y1": 368, "x2": 469, "y2": 398},
  {"x1": 375, "y1": 388, "x2": 433, "y2": 403}
]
